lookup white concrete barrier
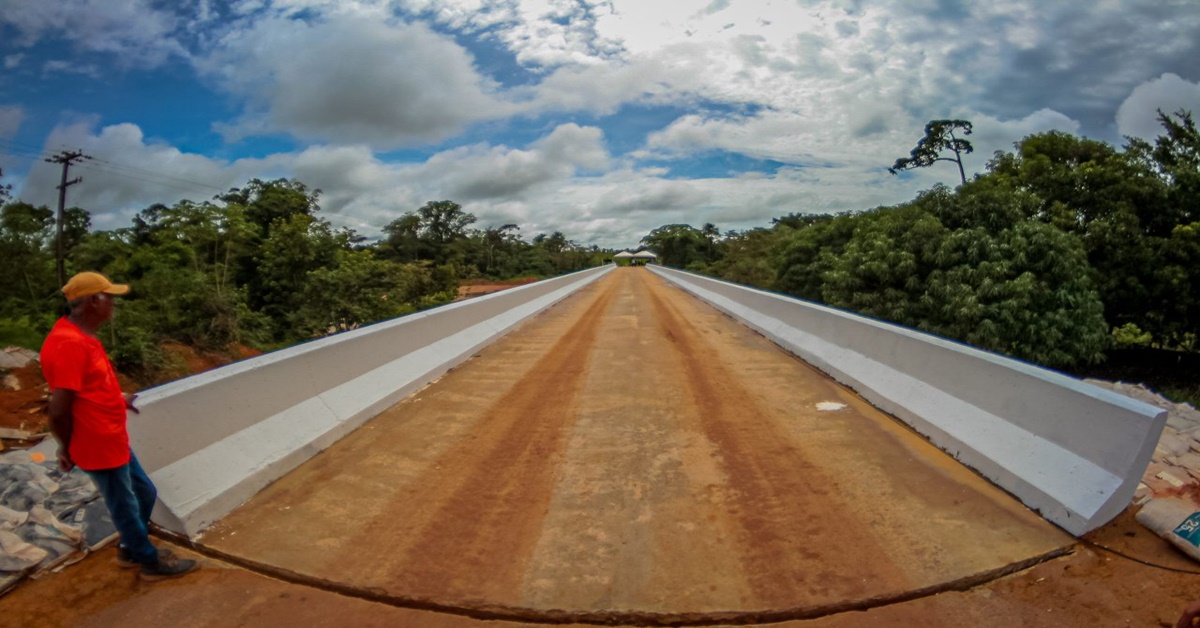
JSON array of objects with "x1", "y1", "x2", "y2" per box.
[
  {"x1": 131, "y1": 265, "x2": 614, "y2": 538},
  {"x1": 649, "y1": 266, "x2": 1166, "y2": 536}
]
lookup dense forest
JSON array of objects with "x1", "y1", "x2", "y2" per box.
[
  {"x1": 641, "y1": 111, "x2": 1198, "y2": 402},
  {"x1": 1, "y1": 111, "x2": 1196, "y2": 402},
  {"x1": 0, "y1": 180, "x2": 608, "y2": 383}
]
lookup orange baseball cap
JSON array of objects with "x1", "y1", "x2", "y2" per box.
[{"x1": 62, "y1": 272, "x2": 130, "y2": 301}]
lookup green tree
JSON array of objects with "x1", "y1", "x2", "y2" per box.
[
  {"x1": 478, "y1": 223, "x2": 523, "y2": 277},
  {"x1": 534, "y1": 231, "x2": 581, "y2": 273},
  {"x1": 889, "y1": 119, "x2": 974, "y2": 185},
  {"x1": 417, "y1": 200, "x2": 475, "y2": 268},
  {"x1": 0, "y1": 173, "x2": 12, "y2": 206},
  {"x1": 1126, "y1": 109, "x2": 1200, "y2": 228},
  {"x1": 987, "y1": 130, "x2": 1172, "y2": 341},
  {"x1": 1154, "y1": 221, "x2": 1200, "y2": 349},
  {"x1": 219, "y1": 178, "x2": 320, "y2": 238},
  {"x1": 121, "y1": 199, "x2": 264, "y2": 348},
  {"x1": 822, "y1": 205, "x2": 947, "y2": 324},
  {"x1": 60, "y1": 207, "x2": 91, "y2": 257},
  {"x1": 380, "y1": 213, "x2": 423, "y2": 263},
  {"x1": 775, "y1": 213, "x2": 857, "y2": 301},
  {"x1": 0, "y1": 202, "x2": 57, "y2": 320},
  {"x1": 640, "y1": 224, "x2": 714, "y2": 268},
  {"x1": 292, "y1": 249, "x2": 425, "y2": 336},
  {"x1": 379, "y1": 200, "x2": 476, "y2": 268},
  {"x1": 253, "y1": 213, "x2": 343, "y2": 340},
  {"x1": 817, "y1": 201, "x2": 1107, "y2": 367},
  {"x1": 921, "y1": 221, "x2": 1108, "y2": 367},
  {"x1": 704, "y1": 228, "x2": 778, "y2": 289}
]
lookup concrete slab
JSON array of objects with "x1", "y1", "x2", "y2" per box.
[{"x1": 198, "y1": 269, "x2": 1070, "y2": 620}]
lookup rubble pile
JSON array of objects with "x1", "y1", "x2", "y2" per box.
[
  {"x1": 1085, "y1": 380, "x2": 1200, "y2": 503},
  {"x1": 0, "y1": 450, "x2": 113, "y2": 594}
]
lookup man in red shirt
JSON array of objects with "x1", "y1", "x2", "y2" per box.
[{"x1": 42, "y1": 271, "x2": 197, "y2": 581}]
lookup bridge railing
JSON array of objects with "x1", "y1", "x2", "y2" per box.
[
  {"x1": 650, "y1": 266, "x2": 1165, "y2": 536},
  {"x1": 130, "y1": 265, "x2": 614, "y2": 537}
]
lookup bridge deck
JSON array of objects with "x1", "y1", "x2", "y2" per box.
[{"x1": 200, "y1": 268, "x2": 1069, "y2": 619}]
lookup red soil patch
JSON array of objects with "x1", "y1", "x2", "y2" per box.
[
  {"x1": 0, "y1": 365, "x2": 50, "y2": 438},
  {"x1": 0, "y1": 343, "x2": 262, "y2": 449},
  {"x1": 456, "y1": 277, "x2": 539, "y2": 301}
]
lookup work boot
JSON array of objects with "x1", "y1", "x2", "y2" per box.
[
  {"x1": 117, "y1": 546, "x2": 173, "y2": 568},
  {"x1": 140, "y1": 553, "x2": 198, "y2": 581}
]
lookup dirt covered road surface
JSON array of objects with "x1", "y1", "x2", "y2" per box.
[{"x1": 4, "y1": 268, "x2": 1200, "y2": 627}]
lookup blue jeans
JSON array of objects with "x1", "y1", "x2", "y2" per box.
[{"x1": 84, "y1": 452, "x2": 160, "y2": 566}]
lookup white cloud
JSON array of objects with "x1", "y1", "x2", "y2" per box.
[
  {"x1": 425, "y1": 123, "x2": 610, "y2": 200},
  {"x1": 13, "y1": 121, "x2": 618, "y2": 240},
  {"x1": 42, "y1": 60, "x2": 101, "y2": 78},
  {"x1": 12, "y1": 119, "x2": 882, "y2": 246},
  {"x1": 399, "y1": 0, "x2": 517, "y2": 32},
  {"x1": 3, "y1": 54, "x2": 23, "y2": 69},
  {"x1": 284, "y1": 123, "x2": 612, "y2": 231},
  {"x1": 198, "y1": 12, "x2": 516, "y2": 148},
  {"x1": 401, "y1": 0, "x2": 622, "y2": 67},
  {"x1": 0, "y1": 106, "x2": 23, "y2": 138},
  {"x1": 1116, "y1": 73, "x2": 1200, "y2": 141},
  {"x1": 0, "y1": 0, "x2": 187, "y2": 67},
  {"x1": 8, "y1": 0, "x2": 1198, "y2": 250},
  {"x1": 966, "y1": 109, "x2": 1081, "y2": 158},
  {"x1": 17, "y1": 121, "x2": 273, "y2": 230}
]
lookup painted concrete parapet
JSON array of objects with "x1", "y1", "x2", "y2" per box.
[
  {"x1": 649, "y1": 266, "x2": 1166, "y2": 536},
  {"x1": 130, "y1": 265, "x2": 614, "y2": 538}
]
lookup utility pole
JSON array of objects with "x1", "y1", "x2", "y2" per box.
[{"x1": 45, "y1": 150, "x2": 91, "y2": 287}]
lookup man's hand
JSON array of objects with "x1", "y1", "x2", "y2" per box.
[
  {"x1": 1178, "y1": 601, "x2": 1200, "y2": 628},
  {"x1": 57, "y1": 449, "x2": 74, "y2": 473},
  {"x1": 124, "y1": 392, "x2": 139, "y2": 414}
]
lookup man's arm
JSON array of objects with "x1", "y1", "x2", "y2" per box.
[{"x1": 46, "y1": 388, "x2": 77, "y2": 471}]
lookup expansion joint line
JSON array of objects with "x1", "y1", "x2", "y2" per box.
[{"x1": 153, "y1": 528, "x2": 1073, "y2": 626}]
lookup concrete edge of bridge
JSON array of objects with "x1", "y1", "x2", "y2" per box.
[
  {"x1": 103, "y1": 265, "x2": 616, "y2": 538},
  {"x1": 647, "y1": 265, "x2": 1167, "y2": 537}
]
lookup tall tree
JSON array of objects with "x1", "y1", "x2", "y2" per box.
[
  {"x1": 0, "y1": 172, "x2": 11, "y2": 205},
  {"x1": 418, "y1": 200, "x2": 476, "y2": 247},
  {"x1": 380, "y1": 213, "x2": 423, "y2": 263},
  {"x1": 640, "y1": 224, "x2": 714, "y2": 268},
  {"x1": 480, "y1": 224, "x2": 521, "y2": 275},
  {"x1": 219, "y1": 178, "x2": 321, "y2": 238},
  {"x1": 1126, "y1": 109, "x2": 1200, "y2": 228},
  {"x1": 0, "y1": 202, "x2": 56, "y2": 318},
  {"x1": 889, "y1": 119, "x2": 974, "y2": 185},
  {"x1": 986, "y1": 130, "x2": 1173, "y2": 341}
]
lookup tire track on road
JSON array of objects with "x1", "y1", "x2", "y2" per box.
[
  {"x1": 643, "y1": 273, "x2": 913, "y2": 607},
  {"x1": 342, "y1": 277, "x2": 618, "y2": 602}
]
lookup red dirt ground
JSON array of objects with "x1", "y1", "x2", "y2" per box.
[
  {"x1": 456, "y1": 277, "x2": 538, "y2": 300},
  {"x1": 0, "y1": 365, "x2": 49, "y2": 438},
  {"x1": 0, "y1": 343, "x2": 262, "y2": 449}
]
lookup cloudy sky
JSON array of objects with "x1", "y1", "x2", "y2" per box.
[{"x1": 2, "y1": 0, "x2": 1199, "y2": 248}]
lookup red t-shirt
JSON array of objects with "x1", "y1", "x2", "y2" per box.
[{"x1": 40, "y1": 317, "x2": 131, "y2": 470}]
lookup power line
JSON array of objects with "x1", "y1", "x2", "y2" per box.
[
  {"x1": 0, "y1": 142, "x2": 54, "y2": 162},
  {"x1": 86, "y1": 157, "x2": 229, "y2": 193},
  {"x1": 76, "y1": 161, "x2": 228, "y2": 195},
  {"x1": 0, "y1": 138, "x2": 231, "y2": 197},
  {"x1": 0, "y1": 137, "x2": 54, "y2": 156}
]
